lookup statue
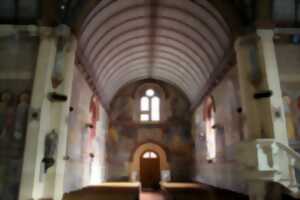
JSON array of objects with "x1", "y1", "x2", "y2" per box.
[
  {"x1": 42, "y1": 130, "x2": 58, "y2": 173},
  {"x1": 14, "y1": 92, "x2": 30, "y2": 141}
]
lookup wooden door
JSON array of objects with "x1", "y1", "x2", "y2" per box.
[{"x1": 140, "y1": 152, "x2": 160, "y2": 189}]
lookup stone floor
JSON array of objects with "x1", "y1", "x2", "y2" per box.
[
  {"x1": 140, "y1": 192, "x2": 166, "y2": 200},
  {"x1": 63, "y1": 182, "x2": 249, "y2": 200}
]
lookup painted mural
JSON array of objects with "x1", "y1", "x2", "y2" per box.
[
  {"x1": 64, "y1": 68, "x2": 108, "y2": 193},
  {"x1": 276, "y1": 43, "x2": 300, "y2": 140},
  {"x1": 106, "y1": 81, "x2": 194, "y2": 182},
  {"x1": 193, "y1": 69, "x2": 247, "y2": 194},
  {"x1": 281, "y1": 84, "x2": 300, "y2": 140},
  {"x1": 0, "y1": 35, "x2": 38, "y2": 200}
]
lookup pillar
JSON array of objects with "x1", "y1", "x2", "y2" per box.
[
  {"x1": 50, "y1": 34, "x2": 77, "y2": 200},
  {"x1": 19, "y1": 26, "x2": 76, "y2": 200},
  {"x1": 235, "y1": 29, "x2": 288, "y2": 200},
  {"x1": 235, "y1": 29, "x2": 288, "y2": 143},
  {"x1": 19, "y1": 27, "x2": 57, "y2": 200}
]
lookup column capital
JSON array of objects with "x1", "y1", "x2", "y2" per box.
[
  {"x1": 55, "y1": 24, "x2": 71, "y2": 39},
  {"x1": 39, "y1": 27, "x2": 55, "y2": 38},
  {"x1": 234, "y1": 33, "x2": 259, "y2": 51},
  {"x1": 256, "y1": 29, "x2": 275, "y2": 41}
]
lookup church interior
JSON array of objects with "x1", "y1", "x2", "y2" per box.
[{"x1": 0, "y1": 0, "x2": 300, "y2": 199}]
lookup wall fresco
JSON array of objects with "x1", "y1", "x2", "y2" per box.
[
  {"x1": 64, "y1": 68, "x2": 108, "y2": 193},
  {"x1": 106, "y1": 81, "x2": 194, "y2": 182},
  {"x1": 193, "y1": 69, "x2": 247, "y2": 194},
  {"x1": 0, "y1": 35, "x2": 38, "y2": 200}
]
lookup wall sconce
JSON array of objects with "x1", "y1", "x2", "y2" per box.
[
  {"x1": 254, "y1": 90, "x2": 273, "y2": 99},
  {"x1": 48, "y1": 92, "x2": 68, "y2": 102}
]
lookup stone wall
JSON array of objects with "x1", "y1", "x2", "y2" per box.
[
  {"x1": 106, "y1": 80, "x2": 194, "y2": 182},
  {"x1": 276, "y1": 42, "x2": 300, "y2": 140},
  {"x1": 64, "y1": 67, "x2": 108, "y2": 193},
  {"x1": 0, "y1": 32, "x2": 39, "y2": 200},
  {"x1": 193, "y1": 69, "x2": 247, "y2": 194}
]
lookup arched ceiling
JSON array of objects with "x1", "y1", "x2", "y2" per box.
[{"x1": 77, "y1": 0, "x2": 233, "y2": 109}]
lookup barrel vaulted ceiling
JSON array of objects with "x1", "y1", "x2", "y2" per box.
[
  {"x1": 77, "y1": 0, "x2": 234, "y2": 108},
  {"x1": 0, "y1": 0, "x2": 298, "y2": 109}
]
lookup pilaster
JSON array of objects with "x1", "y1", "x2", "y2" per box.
[
  {"x1": 18, "y1": 25, "x2": 77, "y2": 200},
  {"x1": 235, "y1": 29, "x2": 289, "y2": 200}
]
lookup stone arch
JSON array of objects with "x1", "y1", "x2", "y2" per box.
[{"x1": 129, "y1": 142, "x2": 170, "y2": 182}]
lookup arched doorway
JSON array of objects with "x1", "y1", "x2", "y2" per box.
[
  {"x1": 130, "y1": 143, "x2": 170, "y2": 184},
  {"x1": 140, "y1": 151, "x2": 160, "y2": 188}
]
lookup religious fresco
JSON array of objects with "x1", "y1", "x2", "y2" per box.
[
  {"x1": 0, "y1": 89, "x2": 32, "y2": 200},
  {"x1": 0, "y1": 35, "x2": 38, "y2": 200},
  {"x1": 106, "y1": 80, "x2": 194, "y2": 182},
  {"x1": 64, "y1": 68, "x2": 108, "y2": 193},
  {"x1": 192, "y1": 70, "x2": 247, "y2": 193},
  {"x1": 281, "y1": 87, "x2": 300, "y2": 140}
]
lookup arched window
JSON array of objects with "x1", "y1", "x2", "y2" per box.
[
  {"x1": 140, "y1": 89, "x2": 160, "y2": 122},
  {"x1": 203, "y1": 96, "x2": 216, "y2": 162},
  {"x1": 142, "y1": 151, "x2": 158, "y2": 159}
]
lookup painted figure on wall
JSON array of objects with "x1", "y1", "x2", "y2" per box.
[
  {"x1": 203, "y1": 96, "x2": 216, "y2": 162},
  {"x1": 283, "y1": 96, "x2": 296, "y2": 139},
  {"x1": 89, "y1": 94, "x2": 100, "y2": 143},
  {"x1": 14, "y1": 92, "x2": 30, "y2": 141},
  {"x1": 170, "y1": 97, "x2": 186, "y2": 120},
  {"x1": 0, "y1": 91, "x2": 15, "y2": 140},
  {"x1": 111, "y1": 96, "x2": 132, "y2": 121}
]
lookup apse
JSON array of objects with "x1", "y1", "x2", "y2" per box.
[{"x1": 77, "y1": 0, "x2": 232, "y2": 109}]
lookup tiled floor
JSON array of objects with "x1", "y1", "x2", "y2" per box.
[{"x1": 140, "y1": 192, "x2": 166, "y2": 200}]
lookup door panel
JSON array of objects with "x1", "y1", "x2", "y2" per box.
[{"x1": 140, "y1": 158, "x2": 160, "y2": 188}]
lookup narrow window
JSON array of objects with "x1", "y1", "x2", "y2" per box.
[
  {"x1": 151, "y1": 97, "x2": 160, "y2": 121},
  {"x1": 203, "y1": 96, "x2": 216, "y2": 162},
  {"x1": 140, "y1": 89, "x2": 160, "y2": 122}
]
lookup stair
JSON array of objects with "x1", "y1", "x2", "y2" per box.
[{"x1": 236, "y1": 139, "x2": 300, "y2": 198}]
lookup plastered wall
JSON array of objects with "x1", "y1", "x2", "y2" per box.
[
  {"x1": 106, "y1": 80, "x2": 194, "y2": 182},
  {"x1": 63, "y1": 68, "x2": 108, "y2": 193},
  {"x1": 0, "y1": 33, "x2": 39, "y2": 200},
  {"x1": 193, "y1": 69, "x2": 247, "y2": 194}
]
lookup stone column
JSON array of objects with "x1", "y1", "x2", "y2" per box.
[
  {"x1": 52, "y1": 34, "x2": 77, "y2": 200},
  {"x1": 235, "y1": 29, "x2": 288, "y2": 143},
  {"x1": 19, "y1": 26, "x2": 77, "y2": 200},
  {"x1": 235, "y1": 29, "x2": 288, "y2": 200},
  {"x1": 19, "y1": 27, "x2": 57, "y2": 200},
  {"x1": 256, "y1": 29, "x2": 288, "y2": 144}
]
